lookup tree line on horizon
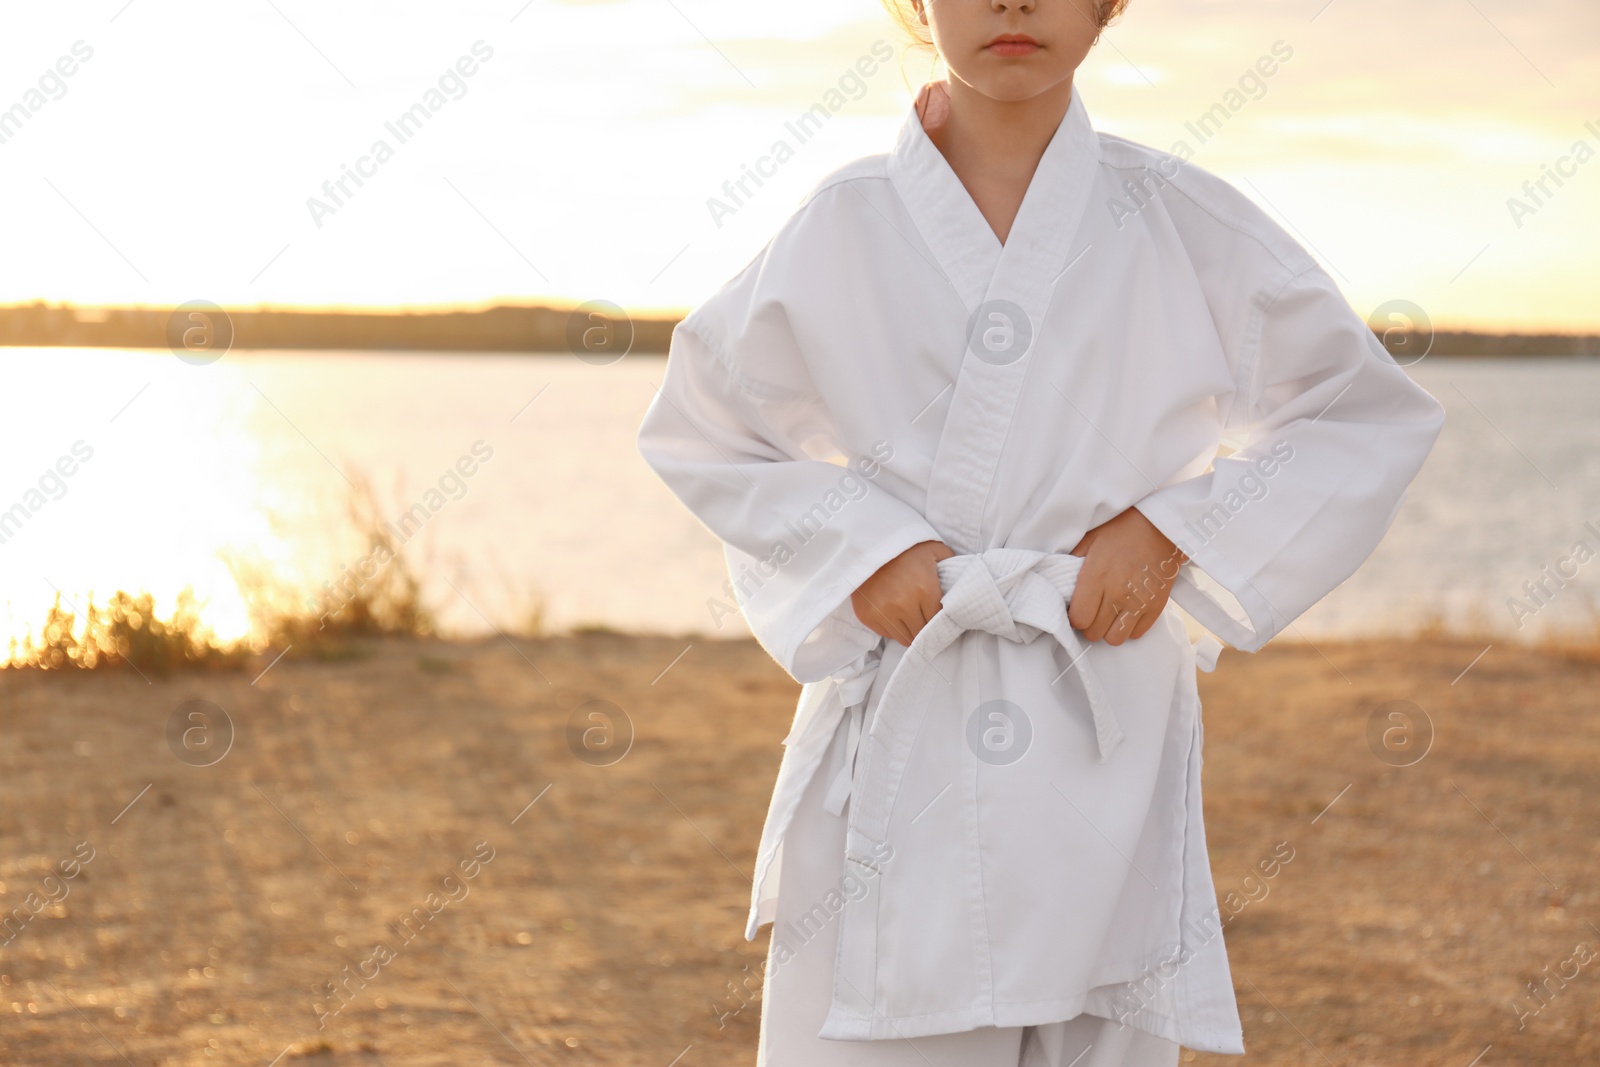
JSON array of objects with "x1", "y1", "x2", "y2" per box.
[{"x1": 0, "y1": 301, "x2": 1596, "y2": 358}]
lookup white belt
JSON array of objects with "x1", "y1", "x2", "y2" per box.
[
  {"x1": 820, "y1": 548, "x2": 1166, "y2": 817},
  {"x1": 816, "y1": 548, "x2": 1230, "y2": 817}
]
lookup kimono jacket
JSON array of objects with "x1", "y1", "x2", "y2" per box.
[{"x1": 636, "y1": 82, "x2": 1445, "y2": 1053}]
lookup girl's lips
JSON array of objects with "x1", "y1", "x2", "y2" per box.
[{"x1": 987, "y1": 34, "x2": 1040, "y2": 57}]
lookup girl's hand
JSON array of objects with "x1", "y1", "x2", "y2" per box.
[
  {"x1": 852, "y1": 540, "x2": 954, "y2": 646},
  {"x1": 1068, "y1": 508, "x2": 1188, "y2": 645}
]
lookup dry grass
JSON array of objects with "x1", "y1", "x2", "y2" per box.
[
  {"x1": 237, "y1": 471, "x2": 439, "y2": 660},
  {"x1": 4, "y1": 474, "x2": 437, "y2": 673},
  {"x1": 5, "y1": 590, "x2": 243, "y2": 674}
]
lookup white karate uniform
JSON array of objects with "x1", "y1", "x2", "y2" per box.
[{"x1": 638, "y1": 81, "x2": 1444, "y2": 1058}]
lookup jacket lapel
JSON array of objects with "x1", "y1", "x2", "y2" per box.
[
  {"x1": 888, "y1": 83, "x2": 1103, "y2": 553},
  {"x1": 886, "y1": 103, "x2": 1001, "y2": 315}
]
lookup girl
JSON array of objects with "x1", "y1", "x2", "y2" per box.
[{"x1": 638, "y1": 1, "x2": 1445, "y2": 1063}]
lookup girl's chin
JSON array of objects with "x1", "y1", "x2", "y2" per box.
[{"x1": 964, "y1": 82, "x2": 1072, "y2": 105}]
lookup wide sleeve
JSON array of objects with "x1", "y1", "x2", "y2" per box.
[
  {"x1": 637, "y1": 319, "x2": 943, "y2": 682},
  {"x1": 1132, "y1": 260, "x2": 1446, "y2": 652}
]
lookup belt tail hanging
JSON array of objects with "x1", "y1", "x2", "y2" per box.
[
  {"x1": 1055, "y1": 627, "x2": 1126, "y2": 763},
  {"x1": 822, "y1": 701, "x2": 865, "y2": 816}
]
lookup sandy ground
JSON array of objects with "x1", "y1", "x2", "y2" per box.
[{"x1": 0, "y1": 632, "x2": 1596, "y2": 1066}]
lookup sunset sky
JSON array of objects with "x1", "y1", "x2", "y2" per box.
[{"x1": 1, "y1": 0, "x2": 1597, "y2": 331}]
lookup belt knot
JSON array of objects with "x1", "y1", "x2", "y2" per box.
[{"x1": 935, "y1": 548, "x2": 1080, "y2": 644}]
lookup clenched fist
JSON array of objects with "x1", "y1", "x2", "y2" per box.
[
  {"x1": 1068, "y1": 506, "x2": 1187, "y2": 645},
  {"x1": 851, "y1": 540, "x2": 954, "y2": 646}
]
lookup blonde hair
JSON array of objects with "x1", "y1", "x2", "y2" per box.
[{"x1": 882, "y1": 0, "x2": 1132, "y2": 50}]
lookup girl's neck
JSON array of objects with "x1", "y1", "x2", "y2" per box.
[{"x1": 918, "y1": 76, "x2": 1075, "y2": 244}]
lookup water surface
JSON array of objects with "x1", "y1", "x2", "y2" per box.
[{"x1": 1, "y1": 350, "x2": 1594, "y2": 652}]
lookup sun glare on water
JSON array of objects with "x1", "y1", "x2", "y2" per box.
[{"x1": 0, "y1": 348, "x2": 306, "y2": 654}]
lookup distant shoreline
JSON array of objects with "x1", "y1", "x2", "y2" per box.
[
  {"x1": 0, "y1": 303, "x2": 681, "y2": 355},
  {"x1": 2, "y1": 303, "x2": 1598, "y2": 358}
]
